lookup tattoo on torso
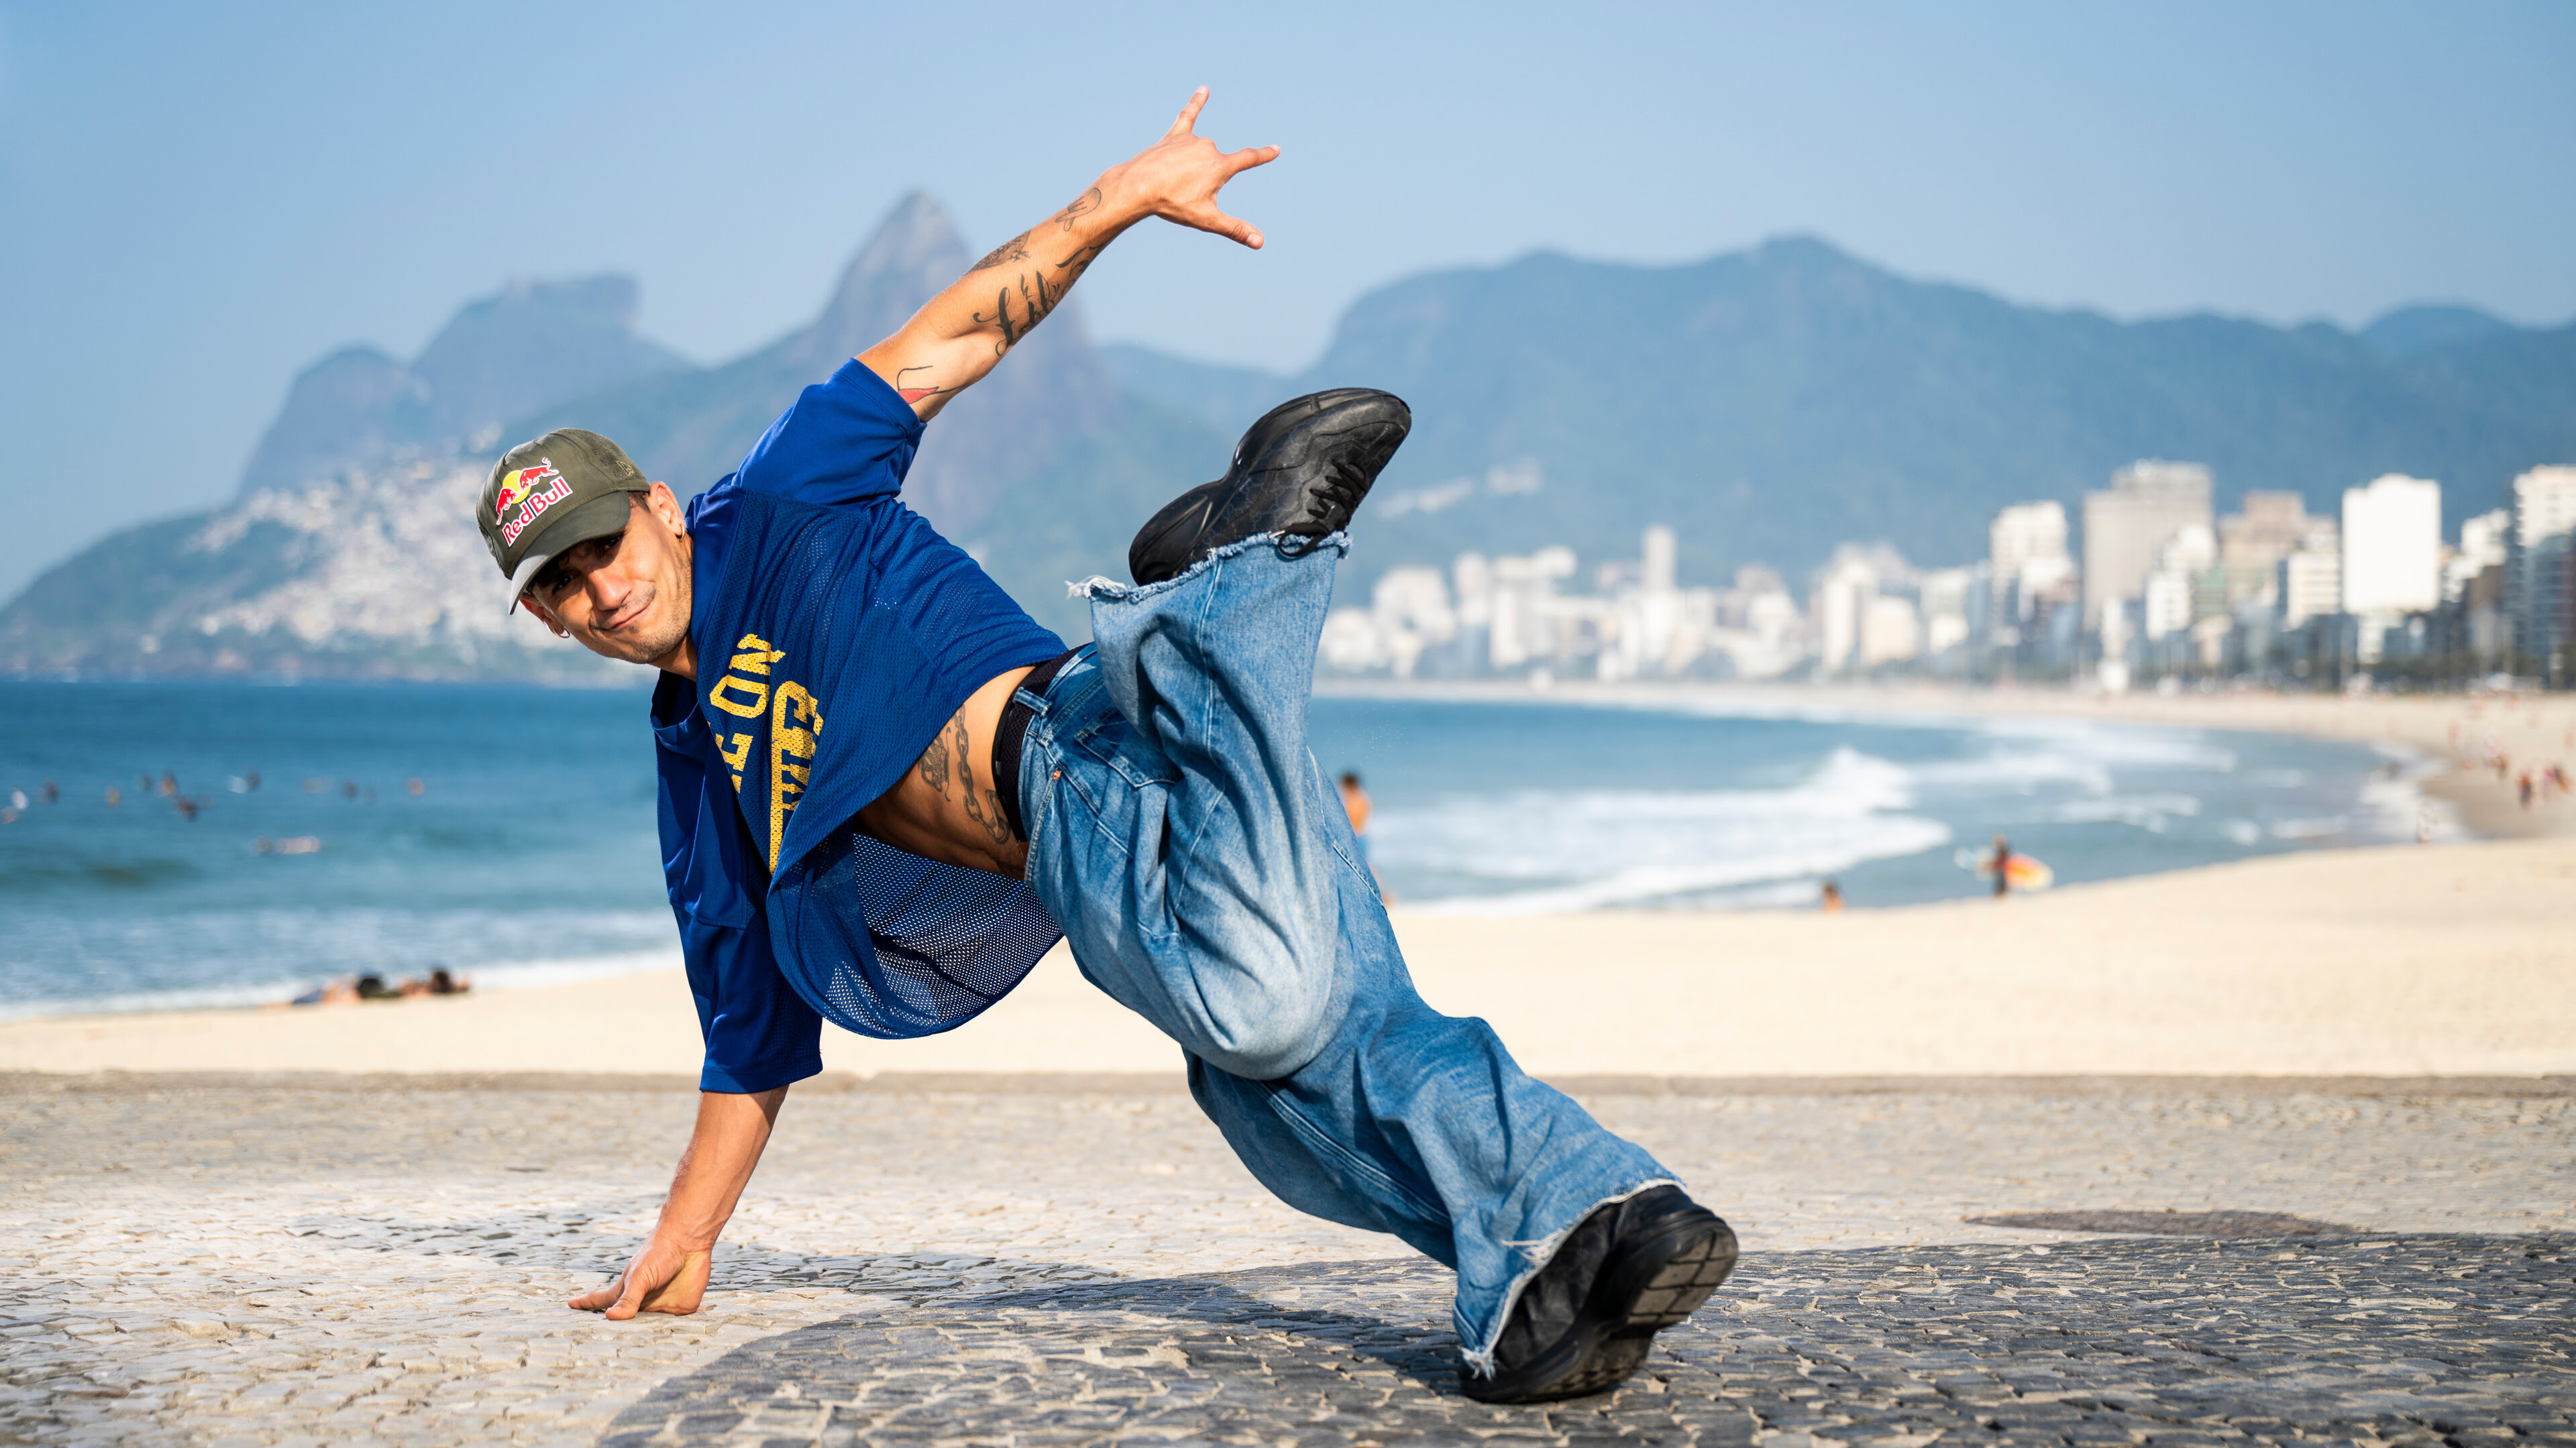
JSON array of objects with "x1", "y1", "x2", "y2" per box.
[{"x1": 916, "y1": 708, "x2": 1013, "y2": 847}]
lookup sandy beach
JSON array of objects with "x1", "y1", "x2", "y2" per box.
[
  {"x1": 7, "y1": 829, "x2": 2570, "y2": 1081},
  {"x1": 7, "y1": 682, "x2": 2571, "y2": 1084}
]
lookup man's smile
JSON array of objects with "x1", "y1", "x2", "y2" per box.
[{"x1": 595, "y1": 586, "x2": 655, "y2": 636}]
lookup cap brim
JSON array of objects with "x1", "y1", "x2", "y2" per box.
[{"x1": 502, "y1": 491, "x2": 644, "y2": 616}]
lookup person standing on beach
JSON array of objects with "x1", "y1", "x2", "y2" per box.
[
  {"x1": 1988, "y1": 833, "x2": 2012, "y2": 898},
  {"x1": 477, "y1": 92, "x2": 1733, "y2": 1404},
  {"x1": 1338, "y1": 769, "x2": 1389, "y2": 903}
]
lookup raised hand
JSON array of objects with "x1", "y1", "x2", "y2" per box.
[
  {"x1": 1106, "y1": 87, "x2": 1279, "y2": 249},
  {"x1": 858, "y1": 87, "x2": 1282, "y2": 418}
]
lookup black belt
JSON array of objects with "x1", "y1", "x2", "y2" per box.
[{"x1": 991, "y1": 648, "x2": 1080, "y2": 842}]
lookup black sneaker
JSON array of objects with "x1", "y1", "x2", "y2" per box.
[
  {"x1": 1126, "y1": 388, "x2": 1411, "y2": 585},
  {"x1": 1460, "y1": 1185, "x2": 1737, "y2": 1404}
]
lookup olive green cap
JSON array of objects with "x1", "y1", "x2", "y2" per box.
[{"x1": 477, "y1": 429, "x2": 651, "y2": 614}]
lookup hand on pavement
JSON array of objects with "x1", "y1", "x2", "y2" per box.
[{"x1": 568, "y1": 1235, "x2": 712, "y2": 1319}]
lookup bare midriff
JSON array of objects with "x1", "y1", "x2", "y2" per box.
[{"x1": 851, "y1": 664, "x2": 1038, "y2": 879}]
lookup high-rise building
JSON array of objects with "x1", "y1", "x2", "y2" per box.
[
  {"x1": 1811, "y1": 551, "x2": 1876, "y2": 673},
  {"x1": 1988, "y1": 501, "x2": 2069, "y2": 624},
  {"x1": 2508, "y1": 465, "x2": 2576, "y2": 671},
  {"x1": 1919, "y1": 567, "x2": 1977, "y2": 661},
  {"x1": 2082, "y1": 461, "x2": 2213, "y2": 632},
  {"x1": 2140, "y1": 524, "x2": 2218, "y2": 643},
  {"x1": 2451, "y1": 509, "x2": 2509, "y2": 596},
  {"x1": 2341, "y1": 474, "x2": 2443, "y2": 616},
  {"x1": 1641, "y1": 524, "x2": 1676, "y2": 593},
  {"x1": 2279, "y1": 537, "x2": 2342, "y2": 631},
  {"x1": 2218, "y1": 491, "x2": 2319, "y2": 604},
  {"x1": 1859, "y1": 595, "x2": 1921, "y2": 667}
]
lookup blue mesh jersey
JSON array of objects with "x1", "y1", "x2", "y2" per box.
[{"x1": 650, "y1": 359, "x2": 1068, "y2": 1093}]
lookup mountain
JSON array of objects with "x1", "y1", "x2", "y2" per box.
[
  {"x1": 508, "y1": 192, "x2": 1140, "y2": 549},
  {"x1": 0, "y1": 458, "x2": 622, "y2": 681},
  {"x1": 14, "y1": 223, "x2": 2573, "y2": 679},
  {"x1": 1097, "y1": 343, "x2": 1290, "y2": 439},
  {"x1": 236, "y1": 276, "x2": 688, "y2": 499},
  {"x1": 3, "y1": 195, "x2": 1226, "y2": 677},
  {"x1": 1106, "y1": 239, "x2": 2576, "y2": 586},
  {"x1": 2358, "y1": 304, "x2": 2516, "y2": 359}
]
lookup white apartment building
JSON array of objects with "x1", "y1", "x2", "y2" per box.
[
  {"x1": 2341, "y1": 474, "x2": 2443, "y2": 615},
  {"x1": 2279, "y1": 537, "x2": 2343, "y2": 631},
  {"x1": 2218, "y1": 491, "x2": 2318, "y2": 606},
  {"x1": 1860, "y1": 595, "x2": 1921, "y2": 667},
  {"x1": 2139, "y1": 524, "x2": 2217, "y2": 643},
  {"x1": 2449, "y1": 509, "x2": 2509, "y2": 600},
  {"x1": 1322, "y1": 527, "x2": 1772, "y2": 681},
  {"x1": 1919, "y1": 567, "x2": 1977, "y2": 660},
  {"x1": 1484, "y1": 546, "x2": 1578, "y2": 671},
  {"x1": 1988, "y1": 501, "x2": 2069, "y2": 631},
  {"x1": 2509, "y1": 465, "x2": 2576, "y2": 668},
  {"x1": 2082, "y1": 461, "x2": 2213, "y2": 632},
  {"x1": 1811, "y1": 552, "x2": 1872, "y2": 673}
]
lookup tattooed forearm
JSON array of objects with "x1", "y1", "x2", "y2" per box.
[
  {"x1": 1051, "y1": 187, "x2": 1102, "y2": 233},
  {"x1": 970, "y1": 243, "x2": 1108, "y2": 357},
  {"x1": 893, "y1": 366, "x2": 956, "y2": 407},
  {"x1": 972, "y1": 288, "x2": 1026, "y2": 355},
  {"x1": 970, "y1": 231, "x2": 1030, "y2": 272}
]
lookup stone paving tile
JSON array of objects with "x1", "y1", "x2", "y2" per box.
[{"x1": 1, "y1": 1081, "x2": 2570, "y2": 1445}]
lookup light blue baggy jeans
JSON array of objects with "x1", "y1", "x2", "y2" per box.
[{"x1": 1013, "y1": 533, "x2": 1679, "y2": 1372}]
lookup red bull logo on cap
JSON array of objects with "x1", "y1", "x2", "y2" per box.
[{"x1": 494, "y1": 461, "x2": 572, "y2": 546}]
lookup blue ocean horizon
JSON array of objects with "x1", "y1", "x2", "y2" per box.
[{"x1": 0, "y1": 679, "x2": 2442, "y2": 1020}]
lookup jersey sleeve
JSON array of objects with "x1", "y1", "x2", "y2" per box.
[
  {"x1": 727, "y1": 359, "x2": 926, "y2": 510},
  {"x1": 652, "y1": 674, "x2": 824, "y2": 1093}
]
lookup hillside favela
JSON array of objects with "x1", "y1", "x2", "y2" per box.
[{"x1": 5, "y1": 12, "x2": 2576, "y2": 1446}]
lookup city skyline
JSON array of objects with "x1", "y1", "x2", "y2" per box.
[{"x1": 1317, "y1": 455, "x2": 2571, "y2": 689}]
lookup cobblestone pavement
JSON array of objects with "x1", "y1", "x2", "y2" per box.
[{"x1": 2, "y1": 1077, "x2": 2570, "y2": 1446}]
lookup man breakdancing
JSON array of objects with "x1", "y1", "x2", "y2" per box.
[{"x1": 478, "y1": 91, "x2": 1735, "y2": 1403}]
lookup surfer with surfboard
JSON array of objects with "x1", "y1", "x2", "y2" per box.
[{"x1": 1955, "y1": 832, "x2": 2054, "y2": 895}]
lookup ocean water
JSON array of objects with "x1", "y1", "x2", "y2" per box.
[
  {"x1": 0, "y1": 681, "x2": 2438, "y2": 1019},
  {"x1": 1304, "y1": 691, "x2": 2446, "y2": 914}
]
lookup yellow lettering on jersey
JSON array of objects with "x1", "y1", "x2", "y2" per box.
[
  {"x1": 730, "y1": 633, "x2": 786, "y2": 676},
  {"x1": 768, "y1": 681, "x2": 822, "y2": 870},
  {"x1": 709, "y1": 674, "x2": 769, "y2": 718},
  {"x1": 718, "y1": 732, "x2": 754, "y2": 791}
]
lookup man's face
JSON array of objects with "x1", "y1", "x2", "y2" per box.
[{"x1": 521, "y1": 484, "x2": 695, "y2": 670}]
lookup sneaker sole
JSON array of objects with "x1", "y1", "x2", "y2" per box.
[{"x1": 1460, "y1": 1212, "x2": 1738, "y2": 1404}]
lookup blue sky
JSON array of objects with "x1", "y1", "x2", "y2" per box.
[{"x1": 2, "y1": 0, "x2": 2571, "y2": 600}]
